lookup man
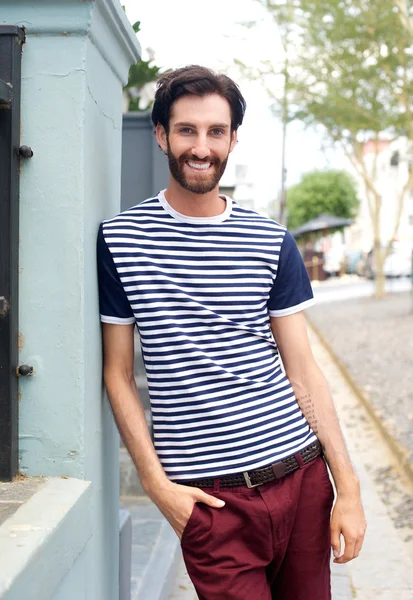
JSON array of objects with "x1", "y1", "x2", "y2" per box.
[{"x1": 97, "y1": 65, "x2": 366, "y2": 600}]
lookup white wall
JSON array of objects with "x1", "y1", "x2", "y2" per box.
[{"x1": 346, "y1": 138, "x2": 413, "y2": 252}]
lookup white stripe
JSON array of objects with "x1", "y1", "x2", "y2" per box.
[
  {"x1": 151, "y1": 391, "x2": 294, "y2": 423},
  {"x1": 109, "y1": 245, "x2": 279, "y2": 259},
  {"x1": 107, "y1": 232, "x2": 279, "y2": 244},
  {"x1": 161, "y1": 431, "x2": 313, "y2": 469},
  {"x1": 100, "y1": 315, "x2": 135, "y2": 325},
  {"x1": 143, "y1": 338, "x2": 264, "y2": 360},
  {"x1": 134, "y1": 322, "x2": 268, "y2": 338},
  {"x1": 145, "y1": 347, "x2": 273, "y2": 372},
  {"x1": 121, "y1": 269, "x2": 274, "y2": 279},
  {"x1": 127, "y1": 285, "x2": 269, "y2": 296},
  {"x1": 130, "y1": 293, "x2": 268, "y2": 304},
  {"x1": 117, "y1": 261, "x2": 278, "y2": 273},
  {"x1": 147, "y1": 359, "x2": 276, "y2": 388},
  {"x1": 123, "y1": 276, "x2": 272, "y2": 287},
  {"x1": 140, "y1": 329, "x2": 263, "y2": 347},
  {"x1": 155, "y1": 409, "x2": 300, "y2": 446},
  {"x1": 146, "y1": 352, "x2": 276, "y2": 382},
  {"x1": 157, "y1": 424, "x2": 309, "y2": 461},
  {"x1": 104, "y1": 222, "x2": 285, "y2": 236},
  {"x1": 151, "y1": 380, "x2": 291, "y2": 411},
  {"x1": 149, "y1": 370, "x2": 285, "y2": 398},
  {"x1": 106, "y1": 232, "x2": 284, "y2": 246},
  {"x1": 137, "y1": 315, "x2": 269, "y2": 329},
  {"x1": 153, "y1": 400, "x2": 298, "y2": 436},
  {"x1": 269, "y1": 298, "x2": 315, "y2": 317}
]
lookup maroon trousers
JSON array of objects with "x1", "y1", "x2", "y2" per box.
[{"x1": 181, "y1": 456, "x2": 334, "y2": 600}]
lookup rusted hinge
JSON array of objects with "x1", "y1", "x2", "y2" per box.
[{"x1": 0, "y1": 296, "x2": 9, "y2": 318}]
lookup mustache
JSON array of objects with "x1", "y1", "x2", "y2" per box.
[{"x1": 180, "y1": 155, "x2": 218, "y2": 164}]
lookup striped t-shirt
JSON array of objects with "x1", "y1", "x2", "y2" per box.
[{"x1": 97, "y1": 190, "x2": 317, "y2": 481}]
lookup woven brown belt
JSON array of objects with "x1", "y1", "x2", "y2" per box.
[{"x1": 182, "y1": 441, "x2": 322, "y2": 489}]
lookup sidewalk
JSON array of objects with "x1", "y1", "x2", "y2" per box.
[{"x1": 120, "y1": 495, "x2": 181, "y2": 600}]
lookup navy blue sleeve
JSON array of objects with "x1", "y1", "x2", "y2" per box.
[
  {"x1": 97, "y1": 223, "x2": 135, "y2": 325},
  {"x1": 268, "y1": 230, "x2": 315, "y2": 317}
]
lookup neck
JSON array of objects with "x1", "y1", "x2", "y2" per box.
[{"x1": 164, "y1": 177, "x2": 226, "y2": 217}]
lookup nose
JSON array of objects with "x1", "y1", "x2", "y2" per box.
[{"x1": 192, "y1": 134, "x2": 210, "y2": 159}]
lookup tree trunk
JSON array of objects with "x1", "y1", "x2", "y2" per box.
[
  {"x1": 374, "y1": 244, "x2": 386, "y2": 297},
  {"x1": 372, "y1": 188, "x2": 386, "y2": 298}
]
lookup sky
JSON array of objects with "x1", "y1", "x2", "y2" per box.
[{"x1": 122, "y1": 0, "x2": 341, "y2": 213}]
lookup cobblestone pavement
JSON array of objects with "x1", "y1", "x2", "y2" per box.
[
  {"x1": 307, "y1": 290, "x2": 413, "y2": 543},
  {"x1": 308, "y1": 324, "x2": 413, "y2": 598},
  {"x1": 307, "y1": 291, "x2": 413, "y2": 465}
]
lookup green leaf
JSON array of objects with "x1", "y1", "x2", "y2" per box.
[
  {"x1": 286, "y1": 169, "x2": 359, "y2": 230},
  {"x1": 121, "y1": 19, "x2": 166, "y2": 112},
  {"x1": 258, "y1": 0, "x2": 413, "y2": 139}
]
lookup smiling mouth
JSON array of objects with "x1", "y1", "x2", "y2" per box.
[{"x1": 186, "y1": 160, "x2": 212, "y2": 171}]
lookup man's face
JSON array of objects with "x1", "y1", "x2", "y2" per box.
[{"x1": 156, "y1": 94, "x2": 237, "y2": 194}]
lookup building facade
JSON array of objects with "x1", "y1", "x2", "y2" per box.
[{"x1": 0, "y1": 2, "x2": 140, "y2": 598}]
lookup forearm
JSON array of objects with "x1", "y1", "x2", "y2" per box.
[
  {"x1": 290, "y1": 362, "x2": 359, "y2": 495},
  {"x1": 271, "y1": 313, "x2": 366, "y2": 561},
  {"x1": 104, "y1": 368, "x2": 169, "y2": 498}
]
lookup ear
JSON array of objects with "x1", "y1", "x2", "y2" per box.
[
  {"x1": 155, "y1": 124, "x2": 168, "y2": 153},
  {"x1": 229, "y1": 130, "x2": 238, "y2": 153}
]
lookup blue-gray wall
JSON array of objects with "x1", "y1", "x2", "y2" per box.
[{"x1": 121, "y1": 112, "x2": 169, "y2": 211}]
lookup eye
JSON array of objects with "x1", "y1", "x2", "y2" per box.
[
  {"x1": 211, "y1": 129, "x2": 225, "y2": 136},
  {"x1": 179, "y1": 127, "x2": 194, "y2": 134}
]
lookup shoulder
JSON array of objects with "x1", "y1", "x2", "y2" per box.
[
  {"x1": 102, "y1": 195, "x2": 161, "y2": 229},
  {"x1": 230, "y1": 202, "x2": 287, "y2": 236}
]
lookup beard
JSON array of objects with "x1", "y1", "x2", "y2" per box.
[{"x1": 166, "y1": 140, "x2": 229, "y2": 194}]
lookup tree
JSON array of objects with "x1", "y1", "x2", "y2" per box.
[
  {"x1": 122, "y1": 12, "x2": 164, "y2": 112},
  {"x1": 287, "y1": 169, "x2": 359, "y2": 230},
  {"x1": 258, "y1": 0, "x2": 413, "y2": 296}
]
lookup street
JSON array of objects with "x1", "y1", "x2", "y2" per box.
[{"x1": 313, "y1": 275, "x2": 411, "y2": 304}]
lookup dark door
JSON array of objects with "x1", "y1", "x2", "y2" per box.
[{"x1": 0, "y1": 26, "x2": 25, "y2": 481}]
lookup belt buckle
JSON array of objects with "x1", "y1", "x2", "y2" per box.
[{"x1": 243, "y1": 471, "x2": 261, "y2": 488}]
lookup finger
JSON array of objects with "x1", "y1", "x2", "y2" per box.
[
  {"x1": 352, "y1": 536, "x2": 364, "y2": 559},
  {"x1": 334, "y1": 538, "x2": 356, "y2": 564},
  {"x1": 330, "y1": 527, "x2": 341, "y2": 559},
  {"x1": 196, "y1": 490, "x2": 225, "y2": 508}
]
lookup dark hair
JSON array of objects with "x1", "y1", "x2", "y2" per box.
[{"x1": 151, "y1": 65, "x2": 246, "y2": 133}]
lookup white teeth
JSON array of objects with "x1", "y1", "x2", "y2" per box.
[{"x1": 187, "y1": 161, "x2": 211, "y2": 170}]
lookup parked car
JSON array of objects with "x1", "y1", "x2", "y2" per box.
[
  {"x1": 343, "y1": 250, "x2": 364, "y2": 275},
  {"x1": 383, "y1": 247, "x2": 412, "y2": 277},
  {"x1": 359, "y1": 242, "x2": 412, "y2": 278}
]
